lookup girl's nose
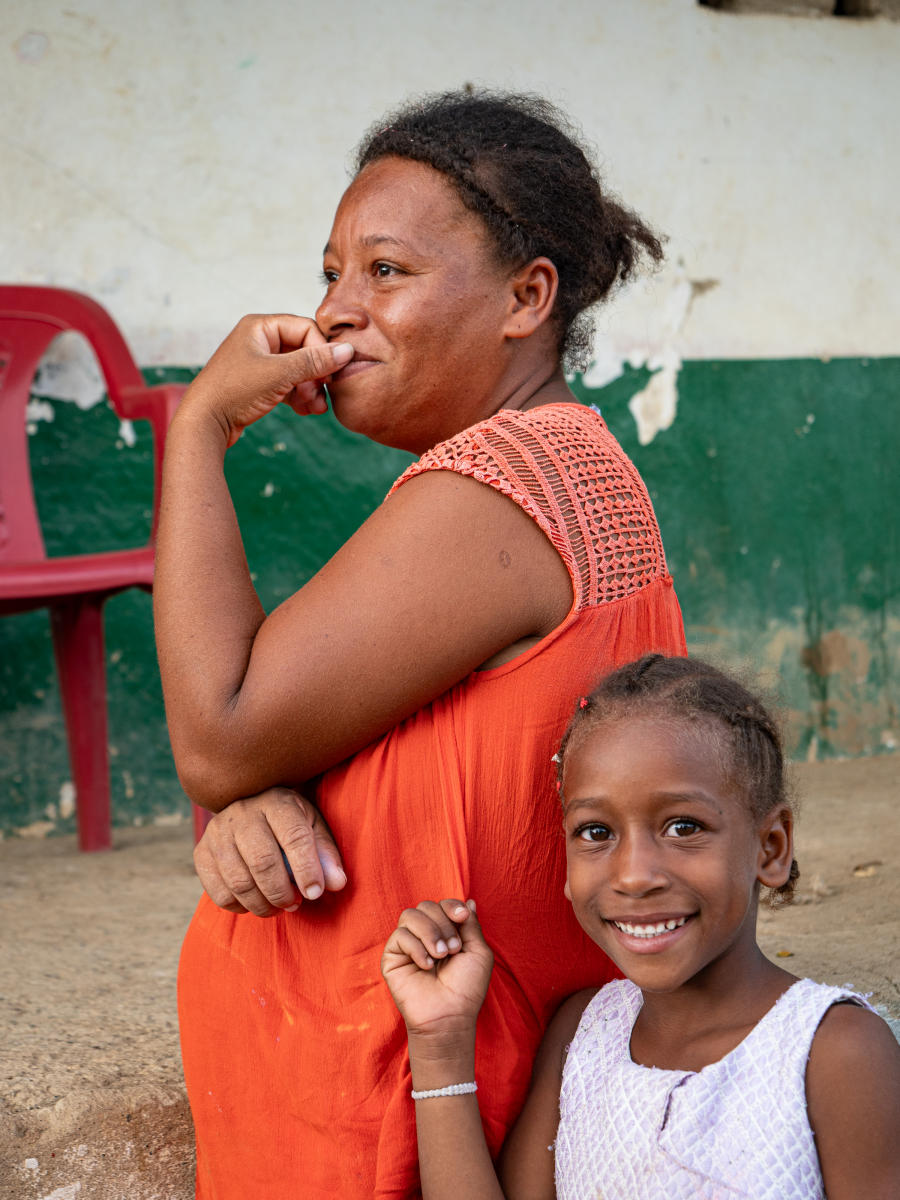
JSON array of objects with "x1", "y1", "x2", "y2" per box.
[
  {"x1": 315, "y1": 277, "x2": 368, "y2": 339},
  {"x1": 611, "y1": 834, "x2": 667, "y2": 896}
]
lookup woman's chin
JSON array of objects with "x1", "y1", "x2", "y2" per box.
[{"x1": 328, "y1": 388, "x2": 396, "y2": 448}]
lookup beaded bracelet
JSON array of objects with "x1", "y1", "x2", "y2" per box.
[{"x1": 410, "y1": 1082, "x2": 478, "y2": 1100}]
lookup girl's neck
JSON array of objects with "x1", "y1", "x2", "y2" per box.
[{"x1": 629, "y1": 944, "x2": 797, "y2": 1073}]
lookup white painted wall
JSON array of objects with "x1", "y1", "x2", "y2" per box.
[{"x1": 2, "y1": 0, "x2": 897, "y2": 370}]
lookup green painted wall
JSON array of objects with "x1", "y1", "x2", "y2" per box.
[{"x1": 1, "y1": 359, "x2": 897, "y2": 836}]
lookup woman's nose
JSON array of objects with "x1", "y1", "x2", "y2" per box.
[
  {"x1": 611, "y1": 834, "x2": 666, "y2": 896},
  {"x1": 315, "y1": 276, "x2": 368, "y2": 338}
]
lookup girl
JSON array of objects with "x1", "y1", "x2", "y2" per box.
[{"x1": 382, "y1": 654, "x2": 900, "y2": 1199}]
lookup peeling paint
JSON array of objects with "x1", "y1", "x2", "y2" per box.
[
  {"x1": 628, "y1": 359, "x2": 680, "y2": 445},
  {"x1": 581, "y1": 343, "x2": 625, "y2": 390},
  {"x1": 152, "y1": 811, "x2": 183, "y2": 826},
  {"x1": 16, "y1": 820, "x2": 56, "y2": 838},
  {"x1": 31, "y1": 333, "x2": 105, "y2": 409},
  {"x1": 117, "y1": 418, "x2": 136, "y2": 447},
  {"x1": 25, "y1": 399, "x2": 55, "y2": 425},
  {"x1": 58, "y1": 781, "x2": 76, "y2": 819},
  {"x1": 803, "y1": 630, "x2": 871, "y2": 681},
  {"x1": 587, "y1": 266, "x2": 718, "y2": 445}
]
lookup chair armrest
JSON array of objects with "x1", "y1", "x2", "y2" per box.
[{"x1": 118, "y1": 383, "x2": 185, "y2": 543}]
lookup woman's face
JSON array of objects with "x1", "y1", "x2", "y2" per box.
[{"x1": 316, "y1": 156, "x2": 518, "y2": 453}]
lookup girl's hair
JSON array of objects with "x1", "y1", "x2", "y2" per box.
[
  {"x1": 354, "y1": 89, "x2": 664, "y2": 371},
  {"x1": 557, "y1": 654, "x2": 799, "y2": 905}
]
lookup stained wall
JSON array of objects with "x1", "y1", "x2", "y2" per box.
[{"x1": 1, "y1": 0, "x2": 897, "y2": 833}]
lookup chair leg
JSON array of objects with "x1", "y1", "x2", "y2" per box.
[
  {"x1": 193, "y1": 803, "x2": 212, "y2": 843},
  {"x1": 50, "y1": 597, "x2": 112, "y2": 852}
]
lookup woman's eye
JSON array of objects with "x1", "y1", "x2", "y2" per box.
[
  {"x1": 374, "y1": 261, "x2": 400, "y2": 278},
  {"x1": 320, "y1": 268, "x2": 338, "y2": 286},
  {"x1": 576, "y1": 823, "x2": 611, "y2": 843},
  {"x1": 665, "y1": 818, "x2": 702, "y2": 838}
]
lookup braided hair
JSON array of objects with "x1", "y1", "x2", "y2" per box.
[
  {"x1": 557, "y1": 654, "x2": 799, "y2": 905},
  {"x1": 354, "y1": 89, "x2": 663, "y2": 370}
]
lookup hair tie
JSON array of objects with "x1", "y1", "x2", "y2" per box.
[{"x1": 579, "y1": 696, "x2": 588, "y2": 709}]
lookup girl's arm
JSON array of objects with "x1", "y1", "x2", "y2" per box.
[
  {"x1": 382, "y1": 901, "x2": 588, "y2": 1200},
  {"x1": 806, "y1": 1001, "x2": 900, "y2": 1199},
  {"x1": 154, "y1": 316, "x2": 571, "y2": 812}
]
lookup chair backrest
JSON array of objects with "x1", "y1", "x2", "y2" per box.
[{"x1": 0, "y1": 286, "x2": 146, "y2": 565}]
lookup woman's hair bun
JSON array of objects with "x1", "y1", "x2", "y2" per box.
[{"x1": 356, "y1": 89, "x2": 664, "y2": 370}]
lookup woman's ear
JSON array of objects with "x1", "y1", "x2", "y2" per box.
[
  {"x1": 503, "y1": 257, "x2": 559, "y2": 340},
  {"x1": 756, "y1": 805, "x2": 794, "y2": 890}
]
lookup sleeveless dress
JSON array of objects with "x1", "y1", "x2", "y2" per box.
[
  {"x1": 178, "y1": 402, "x2": 686, "y2": 1199},
  {"x1": 555, "y1": 977, "x2": 874, "y2": 1200}
]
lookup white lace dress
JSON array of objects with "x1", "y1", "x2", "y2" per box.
[{"x1": 555, "y1": 977, "x2": 872, "y2": 1200}]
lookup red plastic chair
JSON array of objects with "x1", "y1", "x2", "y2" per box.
[{"x1": 0, "y1": 285, "x2": 207, "y2": 849}]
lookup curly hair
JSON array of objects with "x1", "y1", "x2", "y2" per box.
[
  {"x1": 354, "y1": 89, "x2": 664, "y2": 370},
  {"x1": 556, "y1": 654, "x2": 799, "y2": 905}
]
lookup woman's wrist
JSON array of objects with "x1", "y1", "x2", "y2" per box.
[{"x1": 169, "y1": 389, "x2": 232, "y2": 451}]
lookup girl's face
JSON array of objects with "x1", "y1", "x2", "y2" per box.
[
  {"x1": 561, "y1": 714, "x2": 791, "y2": 995},
  {"x1": 315, "y1": 156, "x2": 520, "y2": 454}
]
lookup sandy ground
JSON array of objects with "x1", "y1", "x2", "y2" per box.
[{"x1": 0, "y1": 755, "x2": 897, "y2": 1198}]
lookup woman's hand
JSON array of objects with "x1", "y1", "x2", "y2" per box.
[
  {"x1": 193, "y1": 786, "x2": 347, "y2": 916},
  {"x1": 181, "y1": 314, "x2": 354, "y2": 446},
  {"x1": 382, "y1": 900, "x2": 494, "y2": 1037}
]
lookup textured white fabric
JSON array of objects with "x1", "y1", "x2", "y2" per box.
[{"x1": 555, "y1": 977, "x2": 873, "y2": 1200}]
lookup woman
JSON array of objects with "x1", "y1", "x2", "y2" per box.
[{"x1": 154, "y1": 90, "x2": 686, "y2": 1199}]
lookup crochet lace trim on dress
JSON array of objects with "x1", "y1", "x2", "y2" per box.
[{"x1": 389, "y1": 405, "x2": 668, "y2": 611}]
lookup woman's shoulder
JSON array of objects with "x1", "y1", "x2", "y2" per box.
[{"x1": 387, "y1": 402, "x2": 604, "y2": 492}]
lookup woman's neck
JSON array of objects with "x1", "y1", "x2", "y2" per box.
[{"x1": 498, "y1": 363, "x2": 576, "y2": 415}]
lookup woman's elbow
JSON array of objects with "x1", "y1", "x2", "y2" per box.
[{"x1": 171, "y1": 744, "x2": 247, "y2": 813}]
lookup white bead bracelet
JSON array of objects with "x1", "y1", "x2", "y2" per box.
[{"x1": 410, "y1": 1081, "x2": 478, "y2": 1100}]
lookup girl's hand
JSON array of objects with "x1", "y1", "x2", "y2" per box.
[
  {"x1": 381, "y1": 899, "x2": 494, "y2": 1037},
  {"x1": 181, "y1": 314, "x2": 354, "y2": 446}
]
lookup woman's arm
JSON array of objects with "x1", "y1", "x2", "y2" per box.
[
  {"x1": 382, "y1": 901, "x2": 590, "y2": 1200},
  {"x1": 154, "y1": 316, "x2": 571, "y2": 810},
  {"x1": 806, "y1": 1001, "x2": 900, "y2": 1199}
]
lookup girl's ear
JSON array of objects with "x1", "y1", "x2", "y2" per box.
[
  {"x1": 564, "y1": 877, "x2": 572, "y2": 901},
  {"x1": 756, "y1": 805, "x2": 794, "y2": 890},
  {"x1": 503, "y1": 257, "x2": 559, "y2": 341}
]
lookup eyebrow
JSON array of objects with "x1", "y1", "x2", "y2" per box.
[
  {"x1": 564, "y1": 791, "x2": 721, "y2": 814},
  {"x1": 322, "y1": 234, "x2": 413, "y2": 256}
]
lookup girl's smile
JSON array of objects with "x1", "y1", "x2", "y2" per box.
[
  {"x1": 605, "y1": 913, "x2": 695, "y2": 953},
  {"x1": 562, "y1": 714, "x2": 787, "y2": 994}
]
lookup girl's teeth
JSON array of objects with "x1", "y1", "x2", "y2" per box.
[{"x1": 614, "y1": 917, "x2": 688, "y2": 938}]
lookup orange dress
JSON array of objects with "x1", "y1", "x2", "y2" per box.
[{"x1": 178, "y1": 403, "x2": 686, "y2": 1198}]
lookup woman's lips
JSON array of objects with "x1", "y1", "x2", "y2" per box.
[{"x1": 330, "y1": 356, "x2": 379, "y2": 384}]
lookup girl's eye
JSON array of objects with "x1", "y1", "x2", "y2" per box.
[
  {"x1": 664, "y1": 818, "x2": 702, "y2": 838},
  {"x1": 576, "y1": 823, "x2": 612, "y2": 843}
]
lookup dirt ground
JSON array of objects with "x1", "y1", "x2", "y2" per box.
[{"x1": 0, "y1": 755, "x2": 897, "y2": 1198}]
